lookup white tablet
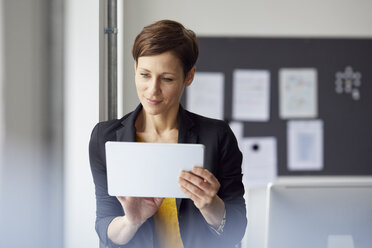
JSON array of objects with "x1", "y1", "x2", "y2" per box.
[{"x1": 105, "y1": 141, "x2": 205, "y2": 198}]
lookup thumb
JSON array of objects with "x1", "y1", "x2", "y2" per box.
[{"x1": 154, "y1": 197, "x2": 164, "y2": 206}]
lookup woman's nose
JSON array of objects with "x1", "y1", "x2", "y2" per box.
[{"x1": 148, "y1": 77, "x2": 161, "y2": 94}]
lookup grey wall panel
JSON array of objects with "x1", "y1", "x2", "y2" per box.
[{"x1": 182, "y1": 37, "x2": 372, "y2": 176}]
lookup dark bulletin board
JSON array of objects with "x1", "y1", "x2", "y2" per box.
[{"x1": 182, "y1": 37, "x2": 372, "y2": 176}]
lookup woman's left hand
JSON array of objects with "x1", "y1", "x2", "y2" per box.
[
  {"x1": 178, "y1": 166, "x2": 220, "y2": 209},
  {"x1": 178, "y1": 166, "x2": 225, "y2": 229}
]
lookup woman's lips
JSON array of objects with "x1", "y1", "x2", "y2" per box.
[{"x1": 146, "y1": 98, "x2": 162, "y2": 105}]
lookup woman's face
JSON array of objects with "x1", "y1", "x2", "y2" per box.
[{"x1": 135, "y1": 51, "x2": 194, "y2": 117}]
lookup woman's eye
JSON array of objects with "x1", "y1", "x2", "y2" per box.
[
  {"x1": 140, "y1": 73, "x2": 149, "y2": 78},
  {"x1": 163, "y1": 77, "x2": 173, "y2": 82}
]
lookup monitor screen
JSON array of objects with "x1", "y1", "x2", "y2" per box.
[{"x1": 265, "y1": 180, "x2": 372, "y2": 248}]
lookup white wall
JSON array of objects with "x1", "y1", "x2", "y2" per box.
[{"x1": 64, "y1": 0, "x2": 100, "y2": 247}]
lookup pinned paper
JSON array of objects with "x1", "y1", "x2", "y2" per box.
[
  {"x1": 186, "y1": 72, "x2": 224, "y2": 120},
  {"x1": 232, "y1": 69, "x2": 270, "y2": 122},
  {"x1": 241, "y1": 137, "x2": 277, "y2": 188},
  {"x1": 287, "y1": 120, "x2": 324, "y2": 171},
  {"x1": 279, "y1": 68, "x2": 318, "y2": 119}
]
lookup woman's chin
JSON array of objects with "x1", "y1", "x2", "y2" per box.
[{"x1": 143, "y1": 105, "x2": 163, "y2": 116}]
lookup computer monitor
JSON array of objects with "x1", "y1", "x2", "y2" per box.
[{"x1": 265, "y1": 179, "x2": 372, "y2": 248}]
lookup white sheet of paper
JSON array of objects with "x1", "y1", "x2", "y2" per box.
[
  {"x1": 232, "y1": 69, "x2": 270, "y2": 122},
  {"x1": 241, "y1": 137, "x2": 277, "y2": 188},
  {"x1": 287, "y1": 120, "x2": 324, "y2": 171},
  {"x1": 279, "y1": 68, "x2": 318, "y2": 119},
  {"x1": 229, "y1": 121, "x2": 244, "y2": 151},
  {"x1": 186, "y1": 72, "x2": 224, "y2": 120}
]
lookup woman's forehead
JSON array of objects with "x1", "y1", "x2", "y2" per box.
[{"x1": 137, "y1": 52, "x2": 182, "y2": 73}]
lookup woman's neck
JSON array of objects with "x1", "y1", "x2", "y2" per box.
[{"x1": 135, "y1": 107, "x2": 179, "y2": 136}]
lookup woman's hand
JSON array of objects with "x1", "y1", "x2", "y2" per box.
[
  {"x1": 178, "y1": 167, "x2": 225, "y2": 229},
  {"x1": 108, "y1": 197, "x2": 163, "y2": 245},
  {"x1": 116, "y1": 196, "x2": 164, "y2": 226},
  {"x1": 178, "y1": 167, "x2": 220, "y2": 209}
]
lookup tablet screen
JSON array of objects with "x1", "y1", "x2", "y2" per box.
[{"x1": 105, "y1": 141, "x2": 205, "y2": 198}]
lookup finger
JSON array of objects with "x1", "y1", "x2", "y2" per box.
[
  {"x1": 178, "y1": 176, "x2": 207, "y2": 199},
  {"x1": 180, "y1": 184, "x2": 213, "y2": 210},
  {"x1": 180, "y1": 184, "x2": 202, "y2": 203},
  {"x1": 153, "y1": 197, "x2": 164, "y2": 203},
  {"x1": 180, "y1": 171, "x2": 209, "y2": 192},
  {"x1": 192, "y1": 167, "x2": 219, "y2": 185},
  {"x1": 179, "y1": 184, "x2": 192, "y2": 198},
  {"x1": 153, "y1": 197, "x2": 164, "y2": 206}
]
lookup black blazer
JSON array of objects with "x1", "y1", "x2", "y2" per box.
[{"x1": 89, "y1": 104, "x2": 247, "y2": 248}]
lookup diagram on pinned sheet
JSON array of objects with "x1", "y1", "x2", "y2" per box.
[
  {"x1": 279, "y1": 68, "x2": 318, "y2": 119},
  {"x1": 334, "y1": 66, "x2": 362, "y2": 101},
  {"x1": 287, "y1": 120, "x2": 324, "y2": 171}
]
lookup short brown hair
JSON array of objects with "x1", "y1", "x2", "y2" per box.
[{"x1": 132, "y1": 20, "x2": 199, "y2": 76}]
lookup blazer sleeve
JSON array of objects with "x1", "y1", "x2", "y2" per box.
[
  {"x1": 214, "y1": 122, "x2": 247, "y2": 245},
  {"x1": 89, "y1": 123, "x2": 126, "y2": 248}
]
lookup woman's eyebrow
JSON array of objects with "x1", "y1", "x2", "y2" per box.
[
  {"x1": 138, "y1": 67, "x2": 150, "y2": 72},
  {"x1": 137, "y1": 65, "x2": 178, "y2": 75},
  {"x1": 138, "y1": 68, "x2": 176, "y2": 76},
  {"x1": 162, "y1": 72, "x2": 176, "y2": 75}
]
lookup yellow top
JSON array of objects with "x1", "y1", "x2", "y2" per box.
[
  {"x1": 154, "y1": 198, "x2": 184, "y2": 248},
  {"x1": 136, "y1": 135, "x2": 184, "y2": 248}
]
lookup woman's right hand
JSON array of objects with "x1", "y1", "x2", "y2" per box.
[
  {"x1": 107, "y1": 197, "x2": 163, "y2": 245},
  {"x1": 116, "y1": 196, "x2": 164, "y2": 226}
]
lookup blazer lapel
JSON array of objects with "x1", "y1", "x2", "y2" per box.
[{"x1": 178, "y1": 105, "x2": 197, "y2": 144}]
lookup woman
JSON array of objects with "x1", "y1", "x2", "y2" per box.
[{"x1": 89, "y1": 20, "x2": 247, "y2": 248}]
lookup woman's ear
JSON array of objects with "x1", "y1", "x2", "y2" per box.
[
  {"x1": 185, "y1": 66, "x2": 196, "y2": 87},
  {"x1": 134, "y1": 61, "x2": 137, "y2": 73}
]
